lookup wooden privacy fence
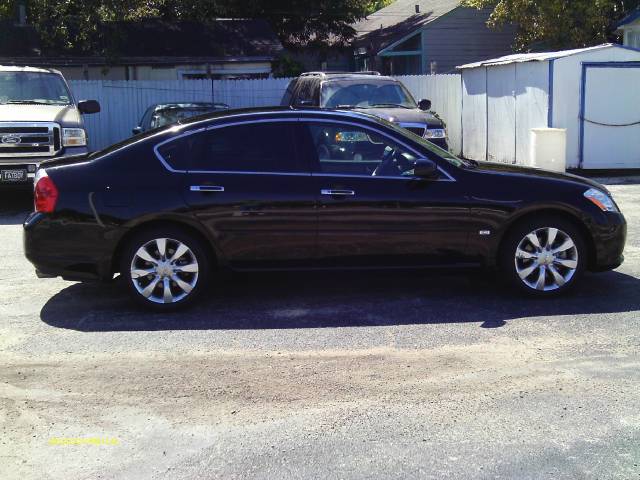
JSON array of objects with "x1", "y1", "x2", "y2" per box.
[{"x1": 69, "y1": 75, "x2": 464, "y2": 154}]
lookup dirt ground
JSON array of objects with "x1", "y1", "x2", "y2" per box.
[{"x1": 1, "y1": 182, "x2": 639, "y2": 479}]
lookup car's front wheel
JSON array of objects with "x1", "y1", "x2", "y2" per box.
[
  {"x1": 500, "y1": 216, "x2": 586, "y2": 296},
  {"x1": 120, "y1": 227, "x2": 210, "y2": 310}
]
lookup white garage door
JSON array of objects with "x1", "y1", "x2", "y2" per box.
[{"x1": 582, "y1": 64, "x2": 640, "y2": 169}]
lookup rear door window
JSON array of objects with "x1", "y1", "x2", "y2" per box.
[{"x1": 190, "y1": 122, "x2": 304, "y2": 173}]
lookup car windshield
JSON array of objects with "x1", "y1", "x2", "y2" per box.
[
  {"x1": 0, "y1": 71, "x2": 72, "y2": 106},
  {"x1": 321, "y1": 80, "x2": 418, "y2": 109}
]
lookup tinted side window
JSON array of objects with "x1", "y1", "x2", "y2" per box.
[
  {"x1": 191, "y1": 122, "x2": 302, "y2": 173},
  {"x1": 157, "y1": 134, "x2": 200, "y2": 171}
]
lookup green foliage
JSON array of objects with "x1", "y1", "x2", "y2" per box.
[
  {"x1": 271, "y1": 55, "x2": 306, "y2": 78},
  {"x1": 462, "y1": 0, "x2": 640, "y2": 51},
  {"x1": 0, "y1": 0, "x2": 388, "y2": 54},
  {"x1": 364, "y1": 0, "x2": 394, "y2": 15}
]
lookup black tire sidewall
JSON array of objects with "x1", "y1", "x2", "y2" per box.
[
  {"x1": 499, "y1": 216, "x2": 587, "y2": 297},
  {"x1": 119, "y1": 227, "x2": 211, "y2": 310}
]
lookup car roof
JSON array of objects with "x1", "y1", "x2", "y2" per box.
[{"x1": 178, "y1": 106, "x2": 391, "y2": 129}]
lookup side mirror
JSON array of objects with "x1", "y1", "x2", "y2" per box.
[
  {"x1": 418, "y1": 99, "x2": 432, "y2": 111},
  {"x1": 413, "y1": 158, "x2": 438, "y2": 178},
  {"x1": 78, "y1": 100, "x2": 101, "y2": 115},
  {"x1": 132, "y1": 126, "x2": 143, "y2": 135}
]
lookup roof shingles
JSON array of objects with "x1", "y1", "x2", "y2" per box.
[{"x1": 353, "y1": 0, "x2": 461, "y2": 51}]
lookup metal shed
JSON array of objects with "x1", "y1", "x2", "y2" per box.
[{"x1": 457, "y1": 44, "x2": 640, "y2": 169}]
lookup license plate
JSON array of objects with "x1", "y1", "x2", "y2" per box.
[{"x1": 1, "y1": 169, "x2": 27, "y2": 182}]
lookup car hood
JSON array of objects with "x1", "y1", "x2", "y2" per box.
[
  {"x1": 473, "y1": 161, "x2": 607, "y2": 191},
  {"x1": 352, "y1": 107, "x2": 443, "y2": 127},
  {"x1": 0, "y1": 104, "x2": 82, "y2": 125}
]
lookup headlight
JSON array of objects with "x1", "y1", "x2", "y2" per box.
[
  {"x1": 584, "y1": 188, "x2": 618, "y2": 212},
  {"x1": 62, "y1": 128, "x2": 87, "y2": 147},
  {"x1": 424, "y1": 129, "x2": 446, "y2": 139}
]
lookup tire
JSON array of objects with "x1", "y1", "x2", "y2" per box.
[
  {"x1": 499, "y1": 216, "x2": 587, "y2": 297},
  {"x1": 119, "y1": 226, "x2": 211, "y2": 310}
]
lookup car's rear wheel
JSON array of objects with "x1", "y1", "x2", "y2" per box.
[
  {"x1": 120, "y1": 227, "x2": 210, "y2": 310},
  {"x1": 500, "y1": 216, "x2": 586, "y2": 297}
]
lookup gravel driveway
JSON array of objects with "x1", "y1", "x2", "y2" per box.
[{"x1": 1, "y1": 180, "x2": 639, "y2": 479}]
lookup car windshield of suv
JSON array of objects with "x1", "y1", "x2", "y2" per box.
[
  {"x1": 0, "y1": 72, "x2": 72, "y2": 105},
  {"x1": 321, "y1": 80, "x2": 418, "y2": 109}
]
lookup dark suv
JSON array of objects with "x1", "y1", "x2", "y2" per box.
[{"x1": 281, "y1": 72, "x2": 447, "y2": 149}]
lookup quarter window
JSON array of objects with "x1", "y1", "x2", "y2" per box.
[
  {"x1": 305, "y1": 123, "x2": 420, "y2": 178},
  {"x1": 191, "y1": 122, "x2": 301, "y2": 173},
  {"x1": 157, "y1": 134, "x2": 199, "y2": 171}
]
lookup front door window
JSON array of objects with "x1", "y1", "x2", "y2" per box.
[{"x1": 307, "y1": 123, "x2": 422, "y2": 178}]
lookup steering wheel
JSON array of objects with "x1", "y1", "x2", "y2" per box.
[{"x1": 372, "y1": 147, "x2": 407, "y2": 177}]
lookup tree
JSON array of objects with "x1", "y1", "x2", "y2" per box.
[
  {"x1": 462, "y1": 0, "x2": 640, "y2": 51},
  {"x1": 0, "y1": 0, "x2": 389, "y2": 53}
]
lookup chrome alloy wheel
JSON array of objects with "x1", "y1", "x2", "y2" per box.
[
  {"x1": 130, "y1": 238, "x2": 199, "y2": 304},
  {"x1": 514, "y1": 227, "x2": 579, "y2": 292}
]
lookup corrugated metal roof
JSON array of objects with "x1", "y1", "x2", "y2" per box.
[{"x1": 457, "y1": 44, "x2": 631, "y2": 69}]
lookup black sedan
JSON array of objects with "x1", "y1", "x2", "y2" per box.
[{"x1": 24, "y1": 108, "x2": 626, "y2": 310}]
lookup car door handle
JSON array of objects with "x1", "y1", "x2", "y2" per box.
[
  {"x1": 321, "y1": 189, "x2": 355, "y2": 196},
  {"x1": 190, "y1": 185, "x2": 225, "y2": 192}
]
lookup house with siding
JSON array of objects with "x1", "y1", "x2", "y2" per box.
[
  {"x1": 352, "y1": 0, "x2": 516, "y2": 75},
  {"x1": 617, "y1": 8, "x2": 640, "y2": 49}
]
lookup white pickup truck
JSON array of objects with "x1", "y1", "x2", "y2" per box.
[{"x1": 0, "y1": 65, "x2": 100, "y2": 185}]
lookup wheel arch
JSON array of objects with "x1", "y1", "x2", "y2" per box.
[
  {"x1": 110, "y1": 217, "x2": 221, "y2": 275},
  {"x1": 492, "y1": 207, "x2": 597, "y2": 270}
]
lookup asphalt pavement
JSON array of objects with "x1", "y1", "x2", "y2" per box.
[{"x1": 1, "y1": 180, "x2": 639, "y2": 479}]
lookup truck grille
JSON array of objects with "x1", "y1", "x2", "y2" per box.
[{"x1": 0, "y1": 122, "x2": 61, "y2": 158}]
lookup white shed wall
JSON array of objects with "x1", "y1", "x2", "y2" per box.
[
  {"x1": 514, "y1": 62, "x2": 550, "y2": 165},
  {"x1": 462, "y1": 62, "x2": 549, "y2": 165},
  {"x1": 462, "y1": 67, "x2": 488, "y2": 160},
  {"x1": 551, "y1": 46, "x2": 640, "y2": 168},
  {"x1": 487, "y1": 64, "x2": 516, "y2": 163}
]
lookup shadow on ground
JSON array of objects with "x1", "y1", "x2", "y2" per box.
[
  {"x1": 40, "y1": 268, "x2": 640, "y2": 332},
  {"x1": 0, "y1": 188, "x2": 32, "y2": 225}
]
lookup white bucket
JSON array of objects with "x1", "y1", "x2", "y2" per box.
[{"x1": 529, "y1": 128, "x2": 567, "y2": 172}]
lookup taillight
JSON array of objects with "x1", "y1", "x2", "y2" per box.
[{"x1": 34, "y1": 170, "x2": 58, "y2": 213}]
